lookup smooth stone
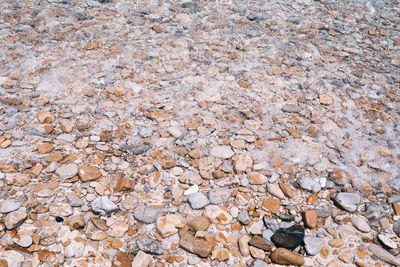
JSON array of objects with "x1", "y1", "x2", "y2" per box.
[
  {"x1": 5, "y1": 209, "x2": 27, "y2": 229},
  {"x1": 183, "y1": 184, "x2": 199, "y2": 196},
  {"x1": 68, "y1": 215, "x2": 85, "y2": 230},
  {"x1": 263, "y1": 218, "x2": 280, "y2": 232},
  {"x1": 156, "y1": 214, "x2": 183, "y2": 237},
  {"x1": 304, "y1": 235, "x2": 324, "y2": 256},
  {"x1": 248, "y1": 259, "x2": 271, "y2": 267},
  {"x1": 91, "y1": 197, "x2": 118, "y2": 215},
  {"x1": 393, "y1": 222, "x2": 400, "y2": 237},
  {"x1": 203, "y1": 205, "x2": 233, "y2": 224},
  {"x1": 49, "y1": 203, "x2": 73, "y2": 217},
  {"x1": 134, "y1": 205, "x2": 162, "y2": 224},
  {"x1": 239, "y1": 235, "x2": 251, "y2": 257},
  {"x1": 0, "y1": 199, "x2": 22, "y2": 213},
  {"x1": 208, "y1": 187, "x2": 231, "y2": 204},
  {"x1": 179, "y1": 229, "x2": 212, "y2": 258},
  {"x1": 188, "y1": 192, "x2": 210, "y2": 209},
  {"x1": 270, "y1": 247, "x2": 305, "y2": 266},
  {"x1": 210, "y1": 146, "x2": 234, "y2": 159},
  {"x1": 271, "y1": 224, "x2": 305, "y2": 249},
  {"x1": 131, "y1": 251, "x2": 151, "y2": 267},
  {"x1": 351, "y1": 216, "x2": 371, "y2": 232},
  {"x1": 12, "y1": 234, "x2": 33, "y2": 248},
  {"x1": 297, "y1": 177, "x2": 321, "y2": 192},
  {"x1": 378, "y1": 234, "x2": 397, "y2": 249},
  {"x1": 281, "y1": 104, "x2": 301, "y2": 113},
  {"x1": 167, "y1": 127, "x2": 183, "y2": 138},
  {"x1": 78, "y1": 166, "x2": 101, "y2": 181},
  {"x1": 67, "y1": 194, "x2": 83, "y2": 207},
  {"x1": 237, "y1": 210, "x2": 251, "y2": 225},
  {"x1": 333, "y1": 192, "x2": 360, "y2": 212},
  {"x1": 267, "y1": 184, "x2": 285, "y2": 199},
  {"x1": 369, "y1": 243, "x2": 400, "y2": 266},
  {"x1": 187, "y1": 216, "x2": 210, "y2": 231},
  {"x1": 136, "y1": 238, "x2": 164, "y2": 255},
  {"x1": 55, "y1": 164, "x2": 78, "y2": 179},
  {"x1": 65, "y1": 241, "x2": 85, "y2": 258},
  {"x1": 248, "y1": 236, "x2": 273, "y2": 251}
]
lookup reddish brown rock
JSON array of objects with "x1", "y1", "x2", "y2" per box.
[
  {"x1": 304, "y1": 210, "x2": 318, "y2": 229},
  {"x1": 270, "y1": 248, "x2": 305, "y2": 266},
  {"x1": 262, "y1": 198, "x2": 281, "y2": 213},
  {"x1": 78, "y1": 166, "x2": 101, "y2": 182},
  {"x1": 115, "y1": 177, "x2": 135, "y2": 192},
  {"x1": 179, "y1": 230, "x2": 212, "y2": 258}
]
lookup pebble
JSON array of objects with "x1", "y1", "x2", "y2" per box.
[
  {"x1": 12, "y1": 234, "x2": 33, "y2": 248},
  {"x1": 297, "y1": 177, "x2": 321, "y2": 192},
  {"x1": 378, "y1": 234, "x2": 397, "y2": 249},
  {"x1": 188, "y1": 192, "x2": 210, "y2": 209},
  {"x1": 68, "y1": 215, "x2": 85, "y2": 230},
  {"x1": 91, "y1": 197, "x2": 119, "y2": 215},
  {"x1": 49, "y1": 203, "x2": 73, "y2": 217},
  {"x1": 281, "y1": 104, "x2": 301, "y2": 113},
  {"x1": 271, "y1": 224, "x2": 305, "y2": 249},
  {"x1": 5, "y1": 173, "x2": 30, "y2": 186},
  {"x1": 393, "y1": 222, "x2": 400, "y2": 237},
  {"x1": 55, "y1": 164, "x2": 78, "y2": 179},
  {"x1": 248, "y1": 172, "x2": 268, "y2": 185},
  {"x1": 232, "y1": 153, "x2": 253, "y2": 172},
  {"x1": 183, "y1": 184, "x2": 199, "y2": 196},
  {"x1": 239, "y1": 234, "x2": 251, "y2": 257},
  {"x1": 78, "y1": 166, "x2": 102, "y2": 181},
  {"x1": 248, "y1": 236, "x2": 273, "y2": 251},
  {"x1": 131, "y1": 251, "x2": 151, "y2": 267},
  {"x1": 249, "y1": 246, "x2": 265, "y2": 259},
  {"x1": 351, "y1": 215, "x2": 371, "y2": 232},
  {"x1": 210, "y1": 146, "x2": 234, "y2": 159},
  {"x1": 304, "y1": 210, "x2": 318, "y2": 229},
  {"x1": 304, "y1": 235, "x2": 324, "y2": 256},
  {"x1": 208, "y1": 187, "x2": 231, "y2": 204},
  {"x1": 237, "y1": 210, "x2": 251, "y2": 225},
  {"x1": 5, "y1": 210, "x2": 27, "y2": 229},
  {"x1": 179, "y1": 229, "x2": 212, "y2": 258},
  {"x1": 270, "y1": 247, "x2": 305, "y2": 266},
  {"x1": 156, "y1": 214, "x2": 183, "y2": 237},
  {"x1": 267, "y1": 184, "x2": 285, "y2": 199},
  {"x1": 203, "y1": 205, "x2": 233, "y2": 224},
  {"x1": 187, "y1": 216, "x2": 210, "y2": 231},
  {"x1": 368, "y1": 243, "x2": 400, "y2": 266},
  {"x1": 333, "y1": 193, "x2": 361, "y2": 212},
  {"x1": 136, "y1": 238, "x2": 165, "y2": 255},
  {"x1": 0, "y1": 199, "x2": 22, "y2": 213},
  {"x1": 134, "y1": 205, "x2": 162, "y2": 224},
  {"x1": 65, "y1": 241, "x2": 85, "y2": 258}
]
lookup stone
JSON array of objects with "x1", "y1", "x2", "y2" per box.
[
  {"x1": 49, "y1": 203, "x2": 73, "y2": 217},
  {"x1": 55, "y1": 164, "x2": 78, "y2": 179},
  {"x1": 115, "y1": 177, "x2": 135, "y2": 191},
  {"x1": 208, "y1": 187, "x2": 231, "y2": 204},
  {"x1": 60, "y1": 119, "x2": 74, "y2": 132},
  {"x1": 329, "y1": 170, "x2": 347, "y2": 185},
  {"x1": 279, "y1": 183, "x2": 294, "y2": 198},
  {"x1": 249, "y1": 246, "x2": 265, "y2": 259},
  {"x1": 237, "y1": 210, "x2": 251, "y2": 225},
  {"x1": 281, "y1": 104, "x2": 301, "y2": 113},
  {"x1": 65, "y1": 241, "x2": 85, "y2": 258},
  {"x1": 271, "y1": 224, "x2": 305, "y2": 249},
  {"x1": 12, "y1": 234, "x2": 33, "y2": 248},
  {"x1": 262, "y1": 198, "x2": 281, "y2": 213},
  {"x1": 393, "y1": 222, "x2": 400, "y2": 237},
  {"x1": 328, "y1": 239, "x2": 344, "y2": 248},
  {"x1": 147, "y1": 171, "x2": 164, "y2": 188},
  {"x1": 211, "y1": 249, "x2": 230, "y2": 261},
  {"x1": 78, "y1": 166, "x2": 101, "y2": 181},
  {"x1": 38, "y1": 112, "x2": 55, "y2": 123},
  {"x1": 69, "y1": 215, "x2": 85, "y2": 230},
  {"x1": 351, "y1": 216, "x2": 371, "y2": 232},
  {"x1": 183, "y1": 184, "x2": 199, "y2": 196},
  {"x1": 188, "y1": 192, "x2": 210, "y2": 209},
  {"x1": 179, "y1": 229, "x2": 212, "y2": 258},
  {"x1": 270, "y1": 247, "x2": 305, "y2": 266},
  {"x1": 333, "y1": 193, "x2": 361, "y2": 212},
  {"x1": 90, "y1": 231, "x2": 107, "y2": 241},
  {"x1": 37, "y1": 143, "x2": 54, "y2": 154},
  {"x1": 297, "y1": 177, "x2": 321, "y2": 192},
  {"x1": 75, "y1": 139, "x2": 89, "y2": 149},
  {"x1": 248, "y1": 236, "x2": 273, "y2": 251},
  {"x1": 248, "y1": 172, "x2": 268, "y2": 185},
  {"x1": 210, "y1": 146, "x2": 234, "y2": 159},
  {"x1": 67, "y1": 194, "x2": 83, "y2": 207},
  {"x1": 203, "y1": 205, "x2": 233, "y2": 224},
  {"x1": 167, "y1": 127, "x2": 183, "y2": 138},
  {"x1": 378, "y1": 234, "x2": 397, "y2": 249},
  {"x1": 188, "y1": 216, "x2": 210, "y2": 231},
  {"x1": 5, "y1": 210, "x2": 28, "y2": 229},
  {"x1": 5, "y1": 173, "x2": 30, "y2": 186},
  {"x1": 131, "y1": 251, "x2": 151, "y2": 267},
  {"x1": 156, "y1": 214, "x2": 183, "y2": 237},
  {"x1": 136, "y1": 238, "x2": 164, "y2": 255},
  {"x1": 368, "y1": 244, "x2": 400, "y2": 266},
  {"x1": 91, "y1": 197, "x2": 119, "y2": 215},
  {"x1": 232, "y1": 153, "x2": 253, "y2": 172},
  {"x1": 134, "y1": 205, "x2": 162, "y2": 224},
  {"x1": 304, "y1": 235, "x2": 324, "y2": 256},
  {"x1": 238, "y1": 235, "x2": 251, "y2": 257},
  {"x1": 304, "y1": 210, "x2": 317, "y2": 228},
  {"x1": 319, "y1": 94, "x2": 333, "y2": 105},
  {"x1": 267, "y1": 184, "x2": 285, "y2": 198},
  {"x1": 0, "y1": 198, "x2": 22, "y2": 213}
]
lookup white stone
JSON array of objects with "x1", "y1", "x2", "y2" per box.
[{"x1": 210, "y1": 146, "x2": 234, "y2": 159}]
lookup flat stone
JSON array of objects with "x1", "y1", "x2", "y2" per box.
[
  {"x1": 49, "y1": 203, "x2": 73, "y2": 217},
  {"x1": 187, "y1": 216, "x2": 210, "y2": 231},
  {"x1": 37, "y1": 143, "x2": 54, "y2": 154},
  {"x1": 393, "y1": 222, "x2": 400, "y2": 237},
  {"x1": 210, "y1": 146, "x2": 234, "y2": 159},
  {"x1": 237, "y1": 210, "x2": 251, "y2": 225},
  {"x1": 91, "y1": 197, "x2": 118, "y2": 215},
  {"x1": 65, "y1": 241, "x2": 85, "y2": 258},
  {"x1": 271, "y1": 224, "x2": 305, "y2": 249},
  {"x1": 5, "y1": 173, "x2": 30, "y2": 186},
  {"x1": 281, "y1": 104, "x2": 301, "y2": 113},
  {"x1": 239, "y1": 234, "x2": 251, "y2": 257},
  {"x1": 270, "y1": 247, "x2": 305, "y2": 266},
  {"x1": 67, "y1": 194, "x2": 83, "y2": 207},
  {"x1": 249, "y1": 246, "x2": 265, "y2": 259},
  {"x1": 90, "y1": 231, "x2": 107, "y2": 241},
  {"x1": 179, "y1": 229, "x2": 212, "y2": 258},
  {"x1": 188, "y1": 192, "x2": 210, "y2": 209},
  {"x1": 12, "y1": 234, "x2": 33, "y2": 248},
  {"x1": 279, "y1": 183, "x2": 294, "y2": 198},
  {"x1": 134, "y1": 205, "x2": 162, "y2": 224},
  {"x1": 304, "y1": 210, "x2": 318, "y2": 229},
  {"x1": 0, "y1": 199, "x2": 22, "y2": 213},
  {"x1": 333, "y1": 193, "x2": 361, "y2": 212},
  {"x1": 136, "y1": 238, "x2": 164, "y2": 255},
  {"x1": 351, "y1": 215, "x2": 371, "y2": 232},
  {"x1": 78, "y1": 166, "x2": 101, "y2": 182},
  {"x1": 131, "y1": 251, "x2": 151, "y2": 267},
  {"x1": 156, "y1": 214, "x2": 183, "y2": 237},
  {"x1": 297, "y1": 177, "x2": 321, "y2": 192},
  {"x1": 5, "y1": 209, "x2": 28, "y2": 229},
  {"x1": 68, "y1": 215, "x2": 85, "y2": 230},
  {"x1": 262, "y1": 198, "x2": 281, "y2": 213},
  {"x1": 183, "y1": 184, "x2": 199, "y2": 196},
  {"x1": 208, "y1": 187, "x2": 231, "y2": 204},
  {"x1": 248, "y1": 236, "x2": 273, "y2": 251},
  {"x1": 267, "y1": 183, "x2": 285, "y2": 199},
  {"x1": 304, "y1": 235, "x2": 324, "y2": 256},
  {"x1": 378, "y1": 234, "x2": 397, "y2": 249},
  {"x1": 203, "y1": 205, "x2": 233, "y2": 224},
  {"x1": 55, "y1": 164, "x2": 78, "y2": 179},
  {"x1": 368, "y1": 243, "x2": 400, "y2": 266},
  {"x1": 248, "y1": 172, "x2": 268, "y2": 185},
  {"x1": 60, "y1": 119, "x2": 74, "y2": 132},
  {"x1": 232, "y1": 153, "x2": 253, "y2": 172},
  {"x1": 115, "y1": 177, "x2": 135, "y2": 191}
]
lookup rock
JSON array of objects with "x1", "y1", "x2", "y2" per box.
[
  {"x1": 90, "y1": 231, "x2": 107, "y2": 241},
  {"x1": 60, "y1": 119, "x2": 74, "y2": 132},
  {"x1": 5, "y1": 173, "x2": 30, "y2": 186},
  {"x1": 393, "y1": 222, "x2": 400, "y2": 237},
  {"x1": 368, "y1": 243, "x2": 400, "y2": 266},
  {"x1": 328, "y1": 239, "x2": 344, "y2": 248},
  {"x1": 75, "y1": 139, "x2": 89, "y2": 149},
  {"x1": 69, "y1": 215, "x2": 85, "y2": 230},
  {"x1": 237, "y1": 210, "x2": 251, "y2": 225},
  {"x1": 178, "y1": 171, "x2": 203, "y2": 185},
  {"x1": 248, "y1": 172, "x2": 268, "y2": 185},
  {"x1": 67, "y1": 194, "x2": 83, "y2": 207},
  {"x1": 91, "y1": 197, "x2": 118, "y2": 215},
  {"x1": 304, "y1": 210, "x2": 318, "y2": 228},
  {"x1": 267, "y1": 184, "x2": 285, "y2": 199},
  {"x1": 281, "y1": 104, "x2": 301, "y2": 113},
  {"x1": 297, "y1": 177, "x2": 321, "y2": 192},
  {"x1": 37, "y1": 143, "x2": 54, "y2": 154},
  {"x1": 179, "y1": 229, "x2": 212, "y2": 258},
  {"x1": 12, "y1": 234, "x2": 33, "y2": 248},
  {"x1": 55, "y1": 164, "x2": 78, "y2": 179},
  {"x1": 248, "y1": 236, "x2": 273, "y2": 251},
  {"x1": 187, "y1": 216, "x2": 210, "y2": 231},
  {"x1": 248, "y1": 259, "x2": 271, "y2": 267},
  {"x1": 329, "y1": 170, "x2": 347, "y2": 185},
  {"x1": 271, "y1": 224, "x2": 305, "y2": 249},
  {"x1": 210, "y1": 146, "x2": 234, "y2": 159},
  {"x1": 333, "y1": 193, "x2": 361, "y2": 212},
  {"x1": 0, "y1": 199, "x2": 22, "y2": 213},
  {"x1": 239, "y1": 234, "x2": 251, "y2": 257},
  {"x1": 279, "y1": 183, "x2": 294, "y2": 198},
  {"x1": 156, "y1": 214, "x2": 183, "y2": 237},
  {"x1": 167, "y1": 127, "x2": 183, "y2": 138},
  {"x1": 49, "y1": 202, "x2": 73, "y2": 217},
  {"x1": 131, "y1": 251, "x2": 151, "y2": 267},
  {"x1": 304, "y1": 235, "x2": 324, "y2": 256},
  {"x1": 270, "y1": 247, "x2": 305, "y2": 266},
  {"x1": 378, "y1": 234, "x2": 397, "y2": 249},
  {"x1": 136, "y1": 238, "x2": 164, "y2": 255},
  {"x1": 134, "y1": 205, "x2": 162, "y2": 224},
  {"x1": 188, "y1": 192, "x2": 210, "y2": 209},
  {"x1": 65, "y1": 241, "x2": 85, "y2": 258},
  {"x1": 208, "y1": 187, "x2": 231, "y2": 204},
  {"x1": 249, "y1": 246, "x2": 265, "y2": 259},
  {"x1": 78, "y1": 166, "x2": 101, "y2": 181},
  {"x1": 319, "y1": 94, "x2": 333, "y2": 105},
  {"x1": 262, "y1": 198, "x2": 281, "y2": 213},
  {"x1": 203, "y1": 205, "x2": 233, "y2": 224},
  {"x1": 115, "y1": 177, "x2": 135, "y2": 191},
  {"x1": 184, "y1": 184, "x2": 199, "y2": 195},
  {"x1": 351, "y1": 216, "x2": 371, "y2": 232},
  {"x1": 232, "y1": 153, "x2": 253, "y2": 172}
]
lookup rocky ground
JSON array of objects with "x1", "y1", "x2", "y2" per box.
[{"x1": 0, "y1": 0, "x2": 399, "y2": 266}]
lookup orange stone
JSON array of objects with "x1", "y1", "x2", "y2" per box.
[
  {"x1": 393, "y1": 202, "x2": 400, "y2": 215},
  {"x1": 37, "y1": 143, "x2": 54, "y2": 154},
  {"x1": 262, "y1": 198, "x2": 281, "y2": 213},
  {"x1": 307, "y1": 194, "x2": 318, "y2": 204},
  {"x1": 279, "y1": 183, "x2": 293, "y2": 198},
  {"x1": 115, "y1": 177, "x2": 135, "y2": 192},
  {"x1": 304, "y1": 210, "x2": 318, "y2": 229},
  {"x1": 78, "y1": 166, "x2": 101, "y2": 182}
]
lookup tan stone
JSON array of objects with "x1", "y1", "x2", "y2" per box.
[
  {"x1": 78, "y1": 166, "x2": 101, "y2": 182},
  {"x1": 131, "y1": 251, "x2": 151, "y2": 267},
  {"x1": 248, "y1": 172, "x2": 267, "y2": 185},
  {"x1": 90, "y1": 231, "x2": 107, "y2": 241},
  {"x1": 279, "y1": 183, "x2": 293, "y2": 198},
  {"x1": 179, "y1": 230, "x2": 212, "y2": 258},
  {"x1": 31, "y1": 163, "x2": 43, "y2": 177},
  {"x1": 75, "y1": 140, "x2": 89, "y2": 149},
  {"x1": 187, "y1": 216, "x2": 210, "y2": 231},
  {"x1": 320, "y1": 94, "x2": 333, "y2": 105},
  {"x1": 232, "y1": 153, "x2": 253, "y2": 173},
  {"x1": 328, "y1": 239, "x2": 344, "y2": 248},
  {"x1": 238, "y1": 235, "x2": 251, "y2": 257},
  {"x1": 249, "y1": 246, "x2": 265, "y2": 259},
  {"x1": 60, "y1": 119, "x2": 74, "y2": 132},
  {"x1": 115, "y1": 177, "x2": 135, "y2": 192},
  {"x1": 262, "y1": 198, "x2": 281, "y2": 213},
  {"x1": 69, "y1": 215, "x2": 85, "y2": 230},
  {"x1": 212, "y1": 249, "x2": 230, "y2": 261},
  {"x1": 270, "y1": 247, "x2": 305, "y2": 266},
  {"x1": 5, "y1": 173, "x2": 30, "y2": 186},
  {"x1": 37, "y1": 143, "x2": 54, "y2": 154},
  {"x1": 111, "y1": 239, "x2": 123, "y2": 249},
  {"x1": 156, "y1": 214, "x2": 183, "y2": 237},
  {"x1": 304, "y1": 210, "x2": 317, "y2": 229},
  {"x1": 38, "y1": 112, "x2": 55, "y2": 123}
]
